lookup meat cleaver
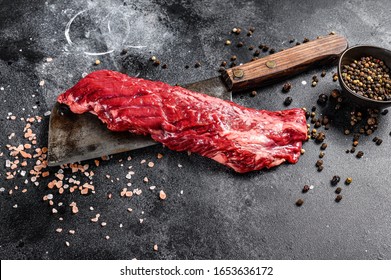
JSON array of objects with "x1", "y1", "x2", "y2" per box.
[{"x1": 48, "y1": 34, "x2": 348, "y2": 166}]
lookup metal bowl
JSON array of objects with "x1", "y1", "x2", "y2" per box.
[{"x1": 338, "y1": 45, "x2": 391, "y2": 109}]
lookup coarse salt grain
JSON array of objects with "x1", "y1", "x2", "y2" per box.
[
  {"x1": 105, "y1": 235, "x2": 110, "y2": 240},
  {"x1": 149, "y1": 186, "x2": 156, "y2": 190},
  {"x1": 159, "y1": 190, "x2": 167, "y2": 200},
  {"x1": 153, "y1": 244, "x2": 158, "y2": 251},
  {"x1": 127, "y1": 208, "x2": 133, "y2": 212},
  {"x1": 134, "y1": 188, "x2": 142, "y2": 195},
  {"x1": 13, "y1": 204, "x2": 18, "y2": 208},
  {"x1": 52, "y1": 208, "x2": 58, "y2": 214},
  {"x1": 56, "y1": 228, "x2": 62, "y2": 233},
  {"x1": 140, "y1": 159, "x2": 146, "y2": 164},
  {"x1": 69, "y1": 230, "x2": 75, "y2": 235},
  {"x1": 148, "y1": 162, "x2": 154, "y2": 168},
  {"x1": 71, "y1": 206, "x2": 78, "y2": 214},
  {"x1": 101, "y1": 222, "x2": 107, "y2": 227},
  {"x1": 65, "y1": 241, "x2": 70, "y2": 247}
]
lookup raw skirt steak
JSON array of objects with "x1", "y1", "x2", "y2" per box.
[{"x1": 58, "y1": 70, "x2": 308, "y2": 173}]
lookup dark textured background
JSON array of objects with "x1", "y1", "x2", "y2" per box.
[{"x1": 1, "y1": 0, "x2": 391, "y2": 260}]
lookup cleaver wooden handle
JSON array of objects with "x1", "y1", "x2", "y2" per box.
[{"x1": 222, "y1": 34, "x2": 348, "y2": 92}]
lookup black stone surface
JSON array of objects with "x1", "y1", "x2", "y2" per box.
[{"x1": 1, "y1": 0, "x2": 391, "y2": 260}]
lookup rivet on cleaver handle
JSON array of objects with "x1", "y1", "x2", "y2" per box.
[{"x1": 222, "y1": 34, "x2": 348, "y2": 92}]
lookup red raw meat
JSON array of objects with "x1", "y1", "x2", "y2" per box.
[{"x1": 58, "y1": 70, "x2": 308, "y2": 173}]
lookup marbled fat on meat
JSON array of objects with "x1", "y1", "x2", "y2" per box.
[{"x1": 58, "y1": 70, "x2": 308, "y2": 173}]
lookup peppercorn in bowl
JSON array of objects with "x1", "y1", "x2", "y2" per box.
[{"x1": 338, "y1": 45, "x2": 391, "y2": 109}]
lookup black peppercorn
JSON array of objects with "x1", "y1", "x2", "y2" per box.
[
  {"x1": 356, "y1": 151, "x2": 364, "y2": 158},
  {"x1": 331, "y1": 175, "x2": 341, "y2": 186},
  {"x1": 315, "y1": 132, "x2": 326, "y2": 143},
  {"x1": 320, "y1": 143, "x2": 328, "y2": 150},
  {"x1": 335, "y1": 195, "x2": 343, "y2": 202},
  {"x1": 376, "y1": 138, "x2": 383, "y2": 145},
  {"x1": 195, "y1": 62, "x2": 201, "y2": 68},
  {"x1": 296, "y1": 199, "x2": 304, "y2": 206},
  {"x1": 284, "y1": 97, "x2": 293, "y2": 106},
  {"x1": 250, "y1": 91, "x2": 257, "y2": 97},
  {"x1": 302, "y1": 185, "x2": 310, "y2": 193},
  {"x1": 317, "y1": 94, "x2": 328, "y2": 106},
  {"x1": 282, "y1": 83, "x2": 292, "y2": 93},
  {"x1": 315, "y1": 160, "x2": 323, "y2": 167},
  {"x1": 335, "y1": 187, "x2": 342, "y2": 194}
]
